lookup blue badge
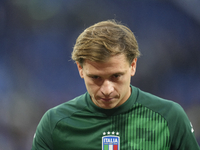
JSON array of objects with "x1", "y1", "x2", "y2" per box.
[{"x1": 102, "y1": 131, "x2": 120, "y2": 150}]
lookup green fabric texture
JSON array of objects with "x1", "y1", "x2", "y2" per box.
[{"x1": 32, "y1": 85, "x2": 200, "y2": 150}]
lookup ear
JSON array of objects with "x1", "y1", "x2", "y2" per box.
[
  {"x1": 130, "y1": 58, "x2": 137, "y2": 76},
  {"x1": 76, "y1": 62, "x2": 84, "y2": 78}
]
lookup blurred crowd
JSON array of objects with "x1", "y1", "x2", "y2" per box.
[{"x1": 0, "y1": 0, "x2": 199, "y2": 149}]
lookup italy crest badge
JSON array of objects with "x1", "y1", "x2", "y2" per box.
[{"x1": 102, "y1": 131, "x2": 120, "y2": 150}]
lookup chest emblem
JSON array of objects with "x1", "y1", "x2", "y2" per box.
[{"x1": 102, "y1": 131, "x2": 120, "y2": 150}]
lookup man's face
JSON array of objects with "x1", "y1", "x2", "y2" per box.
[{"x1": 77, "y1": 54, "x2": 137, "y2": 109}]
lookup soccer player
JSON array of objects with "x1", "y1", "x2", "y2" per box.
[{"x1": 32, "y1": 20, "x2": 200, "y2": 150}]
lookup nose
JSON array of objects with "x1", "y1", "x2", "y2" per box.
[{"x1": 100, "y1": 80, "x2": 114, "y2": 96}]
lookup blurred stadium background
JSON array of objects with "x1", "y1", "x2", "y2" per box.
[{"x1": 0, "y1": 0, "x2": 200, "y2": 149}]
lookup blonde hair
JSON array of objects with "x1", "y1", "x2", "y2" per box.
[{"x1": 71, "y1": 20, "x2": 140, "y2": 67}]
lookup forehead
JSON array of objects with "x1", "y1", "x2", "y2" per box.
[{"x1": 83, "y1": 54, "x2": 130, "y2": 74}]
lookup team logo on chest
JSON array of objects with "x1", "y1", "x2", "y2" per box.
[{"x1": 102, "y1": 131, "x2": 120, "y2": 150}]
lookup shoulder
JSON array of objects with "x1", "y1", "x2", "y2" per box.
[
  {"x1": 135, "y1": 88, "x2": 198, "y2": 148},
  {"x1": 46, "y1": 93, "x2": 88, "y2": 125},
  {"x1": 36, "y1": 93, "x2": 88, "y2": 134},
  {"x1": 136, "y1": 88, "x2": 184, "y2": 118},
  {"x1": 32, "y1": 93, "x2": 88, "y2": 149},
  {"x1": 135, "y1": 88, "x2": 190, "y2": 130},
  {"x1": 132, "y1": 89, "x2": 199, "y2": 149}
]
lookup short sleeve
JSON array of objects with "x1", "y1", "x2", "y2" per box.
[
  {"x1": 169, "y1": 103, "x2": 200, "y2": 150},
  {"x1": 31, "y1": 110, "x2": 54, "y2": 150}
]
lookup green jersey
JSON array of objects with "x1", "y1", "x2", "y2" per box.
[{"x1": 32, "y1": 85, "x2": 200, "y2": 150}]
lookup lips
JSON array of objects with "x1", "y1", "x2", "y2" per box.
[{"x1": 101, "y1": 98, "x2": 113, "y2": 102}]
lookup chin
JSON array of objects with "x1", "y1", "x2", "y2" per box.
[{"x1": 100, "y1": 104, "x2": 117, "y2": 109}]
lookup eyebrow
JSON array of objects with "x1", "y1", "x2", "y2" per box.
[{"x1": 86, "y1": 71, "x2": 126, "y2": 77}]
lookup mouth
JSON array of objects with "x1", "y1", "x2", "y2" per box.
[{"x1": 101, "y1": 98, "x2": 113, "y2": 102}]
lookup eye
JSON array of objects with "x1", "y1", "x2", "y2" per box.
[
  {"x1": 91, "y1": 75, "x2": 100, "y2": 79},
  {"x1": 113, "y1": 74, "x2": 121, "y2": 78}
]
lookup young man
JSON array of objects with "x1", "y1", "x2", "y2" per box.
[{"x1": 32, "y1": 20, "x2": 200, "y2": 150}]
